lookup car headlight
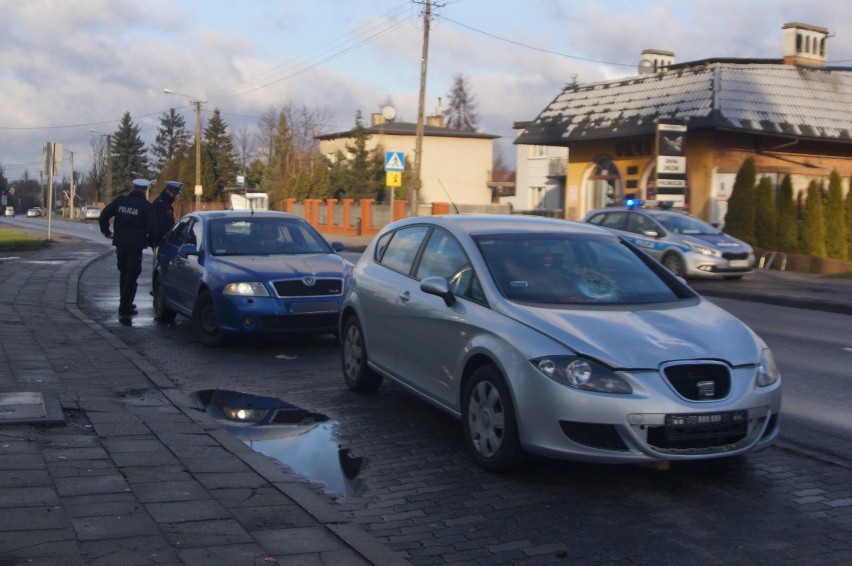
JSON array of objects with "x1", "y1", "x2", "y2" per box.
[
  {"x1": 685, "y1": 240, "x2": 718, "y2": 256},
  {"x1": 222, "y1": 406, "x2": 269, "y2": 422},
  {"x1": 533, "y1": 356, "x2": 632, "y2": 394},
  {"x1": 222, "y1": 282, "x2": 269, "y2": 297},
  {"x1": 756, "y1": 348, "x2": 780, "y2": 387}
]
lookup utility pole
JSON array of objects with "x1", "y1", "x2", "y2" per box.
[
  {"x1": 411, "y1": 0, "x2": 432, "y2": 217},
  {"x1": 193, "y1": 100, "x2": 202, "y2": 211},
  {"x1": 68, "y1": 150, "x2": 76, "y2": 219},
  {"x1": 164, "y1": 88, "x2": 205, "y2": 211}
]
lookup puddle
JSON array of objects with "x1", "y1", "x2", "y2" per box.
[
  {"x1": 22, "y1": 260, "x2": 68, "y2": 265},
  {"x1": 193, "y1": 389, "x2": 365, "y2": 497}
]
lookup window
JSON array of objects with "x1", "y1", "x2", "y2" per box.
[
  {"x1": 626, "y1": 213, "x2": 660, "y2": 235},
  {"x1": 378, "y1": 225, "x2": 430, "y2": 275},
  {"x1": 415, "y1": 228, "x2": 468, "y2": 280},
  {"x1": 166, "y1": 217, "x2": 192, "y2": 246},
  {"x1": 587, "y1": 211, "x2": 627, "y2": 229}
]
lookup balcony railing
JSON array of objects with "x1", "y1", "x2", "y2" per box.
[{"x1": 548, "y1": 157, "x2": 568, "y2": 177}]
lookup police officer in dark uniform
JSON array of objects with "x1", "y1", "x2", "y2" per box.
[
  {"x1": 99, "y1": 178, "x2": 158, "y2": 323},
  {"x1": 151, "y1": 181, "x2": 183, "y2": 244}
]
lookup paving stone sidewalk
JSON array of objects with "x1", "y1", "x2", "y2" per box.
[{"x1": 0, "y1": 240, "x2": 408, "y2": 565}]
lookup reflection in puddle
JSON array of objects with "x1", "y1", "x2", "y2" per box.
[{"x1": 193, "y1": 389, "x2": 365, "y2": 497}]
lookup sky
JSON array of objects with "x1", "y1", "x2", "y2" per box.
[{"x1": 2, "y1": 0, "x2": 851, "y2": 183}]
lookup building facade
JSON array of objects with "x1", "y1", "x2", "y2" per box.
[
  {"x1": 516, "y1": 23, "x2": 852, "y2": 226},
  {"x1": 317, "y1": 110, "x2": 499, "y2": 214}
]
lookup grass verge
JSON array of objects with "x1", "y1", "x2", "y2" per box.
[{"x1": 0, "y1": 226, "x2": 52, "y2": 252}]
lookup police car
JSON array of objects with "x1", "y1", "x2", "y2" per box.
[{"x1": 583, "y1": 200, "x2": 755, "y2": 279}]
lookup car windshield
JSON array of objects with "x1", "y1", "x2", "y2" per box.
[
  {"x1": 649, "y1": 211, "x2": 720, "y2": 235},
  {"x1": 208, "y1": 218, "x2": 332, "y2": 256},
  {"x1": 476, "y1": 232, "x2": 682, "y2": 305}
]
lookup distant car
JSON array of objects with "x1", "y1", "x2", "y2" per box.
[
  {"x1": 81, "y1": 205, "x2": 102, "y2": 220},
  {"x1": 340, "y1": 214, "x2": 781, "y2": 470},
  {"x1": 26, "y1": 207, "x2": 42, "y2": 218},
  {"x1": 152, "y1": 210, "x2": 351, "y2": 346},
  {"x1": 4, "y1": 207, "x2": 15, "y2": 217},
  {"x1": 583, "y1": 203, "x2": 755, "y2": 279}
]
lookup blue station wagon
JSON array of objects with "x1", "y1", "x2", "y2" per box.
[{"x1": 153, "y1": 210, "x2": 351, "y2": 346}]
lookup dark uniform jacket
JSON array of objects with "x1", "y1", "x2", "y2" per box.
[
  {"x1": 99, "y1": 190, "x2": 157, "y2": 248},
  {"x1": 151, "y1": 188, "x2": 177, "y2": 243}
]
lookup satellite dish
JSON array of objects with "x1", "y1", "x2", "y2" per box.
[{"x1": 381, "y1": 105, "x2": 397, "y2": 121}]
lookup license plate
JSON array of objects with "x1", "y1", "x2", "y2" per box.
[
  {"x1": 729, "y1": 259, "x2": 749, "y2": 268},
  {"x1": 664, "y1": 411, "x2": 747, "y2": 441}
]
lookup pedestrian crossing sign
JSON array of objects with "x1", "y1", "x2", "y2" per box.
[{"x1": 385, "y1": 151, "x2": 405, "y2": 172}]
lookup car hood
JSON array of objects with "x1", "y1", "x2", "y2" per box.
[
  {"x1": 503, "y1": 298, "x2": 761, "y2": 368},
  {"x1": 209, "y1": 253, "x2": 349, "y2": 281},
  {"x1": 686, "y1": 233, "x2": 750, "y2": 251}
]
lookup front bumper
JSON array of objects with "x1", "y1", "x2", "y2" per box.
[
  {"x1": 511, "y1": 364, "x2": 781, "y2": 464},
  {"x1": 212, "y1": 294, "x2": 341, "y2": 334}
]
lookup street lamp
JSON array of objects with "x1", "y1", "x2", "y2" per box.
[
  {"x1": 163, "y1": 88, "x2": 206, "y2": 211},
  {"x1": 89, "y1": 129, "x2": 112, "y2": 203}
]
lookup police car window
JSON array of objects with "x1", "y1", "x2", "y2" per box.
[
  {"x1": 626, "y1": 213, "x2": 659, "y2": 235},
  {"x1": 378, "y1": 225, "x2": 429, "y2": 275},
  {"x1": 166, "y1": 217, "x2": 191, "y2": 246},
  {"x1": 591, "y1": 211, "x2": 627, "y2": 229}
]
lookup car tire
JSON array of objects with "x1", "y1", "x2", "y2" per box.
[
  {"x1": 462, "y1": 365, "x2": 524, "y2": 472},
  {"x1": 341, "y1": 315, "x2": 383, "y2": 393},
  {"x1": 153, "y1": 277, "x2": 177, "y2": 324},
  {"x1": 662, "y1": 252, "x2": 686, "y2": 278},
  {"x1": 192, "y1": 290, "x2": 226, "y2": 347}
]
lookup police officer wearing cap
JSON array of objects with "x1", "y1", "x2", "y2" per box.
[
  {"x1": 99, "y1": 178, "x2": 158, "y2": 322},
  {"x1": 152, "y1": 181, "x2": 183, "y2": 244}
]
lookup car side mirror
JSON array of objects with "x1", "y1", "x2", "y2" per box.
[
  {"x1": 331, "y1": 241, "x2": 345, "y2": 252},
  {"x1": 177, "y1": 243, "x2": 198, "y2": 257},
  {"x1": 421, "y1": 276, "x2": 456, "y2": 307}
]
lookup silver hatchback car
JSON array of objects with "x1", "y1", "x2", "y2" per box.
[
  {"x1": 583, "y1": 205, "x2": 755, "y2": 279},
  {"x1": 340, "y1": 215, "x2": 781, "y2": 470}
]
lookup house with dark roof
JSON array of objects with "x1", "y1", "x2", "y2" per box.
[
  {"x1": 317, "y1": 105, "x2": 500, "y2": 213},
  {"x1": 515, "y1": 22, "x2": 852, "y2": 225}
]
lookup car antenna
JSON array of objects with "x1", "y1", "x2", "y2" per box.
[{"x1": 438, "y1": 179, "x2": 460, "y2": 214}]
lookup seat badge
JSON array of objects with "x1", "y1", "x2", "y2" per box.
[{"x1": 696, "y1": 380, "x2": 716, "y2": 399}]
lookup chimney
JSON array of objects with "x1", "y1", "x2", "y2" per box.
[
  {"x1": 426, "y1": 98, "x2": 445, "y2": 127},
  {"x1": 639, "y1": 49, "x2": 675, "y2": 74},
  {"x1": 371, "y1": 113, "x2": 386, "y2": 126},
  {"x1": 782, "y1": 22, "x2": 828, "y2": 66}
]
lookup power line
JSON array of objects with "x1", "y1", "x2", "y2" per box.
[{"x1": 437, "y1": 14, "x2": 636, "y2": 68}]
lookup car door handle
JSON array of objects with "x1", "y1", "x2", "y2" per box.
[{"x1": 399, "y1": 291, "x2": 411, "y2": 303}]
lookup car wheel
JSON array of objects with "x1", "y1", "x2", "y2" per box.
[
  {"x1": 662, "y1": 252, "x2": 686, "y2": 278},
  {"x1": 152, "y1": 278, "x2": 177, "y2": 324},
  {"x1": 462, "y1": 365, "x2": 524, "y2": 471},
  {"x1": 192, "y1": 290, "x2": 226, "y2": 346},
  {"x1": 341, "y1": 315, "x2": 383, "y2": 392}
]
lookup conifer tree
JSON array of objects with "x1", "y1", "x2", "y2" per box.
[
  {"x1": 110, "y1": 111, "x2": 150, "y2": 195},
  {"x1": 824, "y1": 170, "x2": 848, "y2": 260},
  {"x1": 800, "y1": 180, "x2": 827, "y2": 258},
  {"x1": 444, "y1": 74, "x2": 479, "y2": 131},
  {"x1": 775, "y1": 174, "x2": 798, "y2": 253},
  {"x1": 263, "y1": 111, "x2": 295, "y2": 200},
  {"x1": 723, "y1": 158, "x2": 756, "y2": 243},
  {"x1": 754, "y1": 176, "x2": 776, "y2": 250},
  {"x1": 150, "y1": 109, "x2": 189, "y2": 175},
  {"x1": 203, "y1": 109, "x2": 238, "y2": 201}
]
